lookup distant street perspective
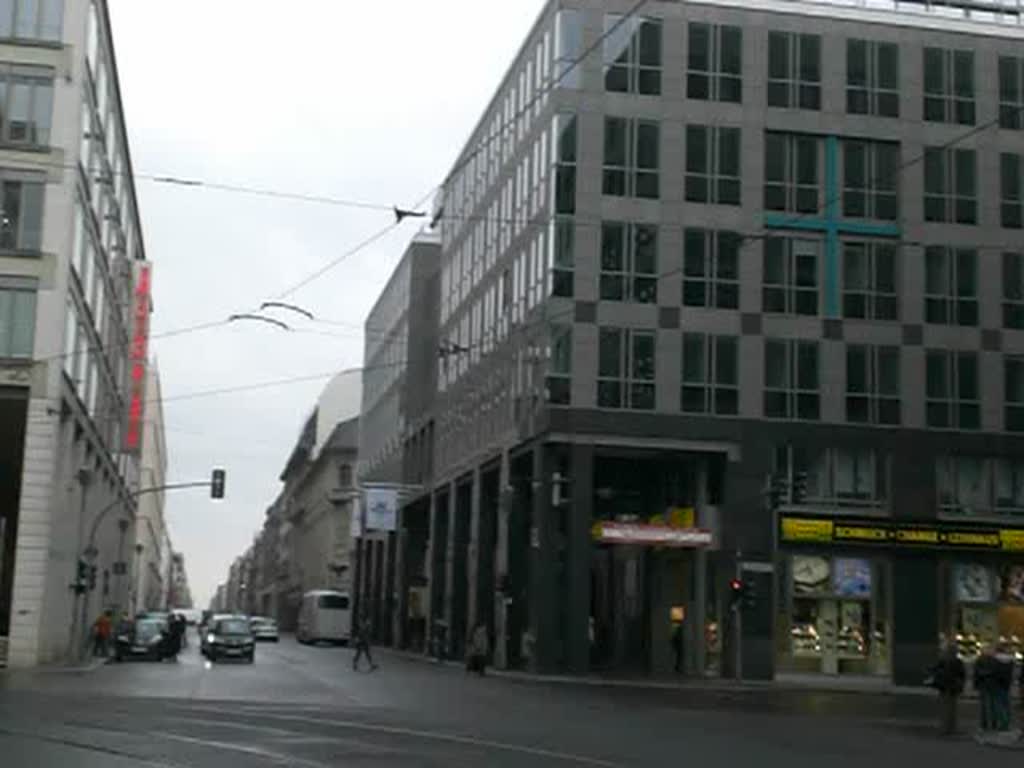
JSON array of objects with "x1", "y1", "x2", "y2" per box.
[{"x1": 1, "y1": 631, "x2": 1019, "y2": 767}]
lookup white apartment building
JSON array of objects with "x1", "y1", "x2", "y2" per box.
[{"x1": 0, "y1": 0, "x2": 153, "y2": 666}]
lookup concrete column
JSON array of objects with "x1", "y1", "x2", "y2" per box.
[
  {"x1": 443, "y1": 481, "x2": 457, "y2": 656},
  {"x1": 692, "y1": 459, "x2": 709, "y2": 676},
  {"x1": 424, "y1": 492, "x2": 438, "y2": 655},
  {"x1": 493, "y1": 451, "x2": 511, "y2": 669},
  {"x1": 529, "y1": 444, "x2": 557, "y2": 672},
  {"x1": 466, "y1": 466, "x2": 482, "y2": 638},
  {"x1": 566, "y1": 443, "x2": 593, "y2": 674},
  {"x1": 393, "y1": 506, "x2": 407, "y2": 649}
]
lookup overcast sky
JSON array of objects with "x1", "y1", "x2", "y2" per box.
[{"x1": 108, "y1": 0, "x2": 545, "y2": 608}]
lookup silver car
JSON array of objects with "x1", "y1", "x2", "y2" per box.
[{"x1": 249, "y1": 616, "x2": 279, "y2": 642}]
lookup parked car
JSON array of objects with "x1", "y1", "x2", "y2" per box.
[
  {"x1": 114, "y1": 617, "x2": 168, "y2": 662},
  {"x1": 297, "y1": 590, "x2": 352, "y2": 645},
  {"x1": 249, "y1": 616, "x2": 279, "y2": 642},
  {"x1": 204, "y1": 615, "x2": 255, "y2": 663}
]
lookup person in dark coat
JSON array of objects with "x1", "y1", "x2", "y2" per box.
[
  {"x1": 992, "y1": 643, "x2": 1015, "y2": 731},
  {"x1": 974, "y1": 644, "x2": 999, "y2": 732},
  {"x1": 352, "y1": 615, "x2": 377, "y2": 672},
  {"x1": 929, "y1": 641, "x2": 966, "y2": 736}
]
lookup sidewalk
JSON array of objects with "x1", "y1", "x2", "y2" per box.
[
  {"x1": 380, "y1": 647, "x2": 935, "y2": 698},
  {"x1": 0, "y1": 655, "x2": 110, "y2": 675}
]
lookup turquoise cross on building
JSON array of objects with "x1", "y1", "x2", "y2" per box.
[{"x1": 763, "y1": 135, "x2": 901, "y2": 318}]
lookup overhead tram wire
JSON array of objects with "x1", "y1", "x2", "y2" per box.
[
  {"x1": 271, "y1": 186, "x2": 438, "y2": 300},
  {"x1": 0, "y1": 153, "x2": 399, "y2": 213},
  {"x1": 26, "y1": 358, "x2": 410, "y2": 422}
]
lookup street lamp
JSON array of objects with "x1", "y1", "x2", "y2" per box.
[{"x1": 67, "y1": 467, "x2": 92, "y2": 663}]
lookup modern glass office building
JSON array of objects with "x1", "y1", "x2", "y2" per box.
[{"x1": 372, "y1": 0, "x2": 1024, "y2": 684}]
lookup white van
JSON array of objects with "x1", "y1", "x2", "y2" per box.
[{"x1": 297, "y1": 590, "x2": 352, "y2": 645}]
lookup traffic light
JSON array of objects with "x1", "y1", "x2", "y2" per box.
[
  {"x1": 766, "y1": 474, "x2": 789, "y2": 511},
  {"x1": 73, "y1": 558, "x2": 88, "y2": 594},
  {"x1": 87, "y1": 565, "x2": 98, "y2": 592},
  {"x1": 210, "y1": 468, "x2": 226, "y2": 499},
  {"x1": 729, "y1": 578, "x2": 746, "y2": 609},
  {"x1": 792, "y1": 471, "x2": 808, "y2": 504}
]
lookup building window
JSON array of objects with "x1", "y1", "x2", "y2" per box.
[
  {"x1": 1003, "y1": 252, "x2": 1024, "y2": 330},
  {"x1": 765, "y1": 339, "x2": 820, "y2": 420},
  {"x1": 764, "y1": 132, "x2": 820, "y2": 213},
  {"x1": 842, "y1": 140, "x2": 899, "y2": 220},
  {"x1": 923, "y1": 47, "x2": 975, "y2": 125},
  {"x1": 598, "y1": 327, "x2": 656, "y2": 410},
  {"x1": 763, "y1": 237, "x2": 818, "y2": 316},
  {"x1": 999, "y1": 55, "x2": 1024, "y2": 130},
  {"x1": 603, "y1": 15, "x2": 661, "y2": 95},
  {"x1": 553, "y1": 113, "x2": 577, "y2": 215},
  {"x1": 0, "y1": 173, "x2": 44, "y2": 251},
  {"x1": 842, "y1": 241, "x2": 898, "y2": 321},
  {"x1": 776, "y1": 445, "x2": 888, "y2": 509},
  {"x1": 938, "y1": 457, "x2": 1024, "y2": 517},
  {"x1": 0, "y1": 280, "x2": 35, "y2": 357},
  {"x1": 846, "y1": 345, "x2": 900, "y2": 425},
  {"x1": 687, "y1": 22, "x2": 742, "y2": 103},
  {"x1": 924, "y1": 246, "x2": 977, "y2": 326},
  {"x1": 1002, "y1": 153, "x2": 1022, "y2": 230},
  {"x1": 549, "y1": 217, "x2": 573, "y2": 298},
  {"x1": 553, "y1": 9, "x2": 583, "y2": 89},
  {"x1": 767, "y1": 31, "x2": 820, "y2": 110},
  {"x1": 681, "y1": 333, "x2": 738, "y2": 415},
  {"x1": 0, "y1": 64, "x2": 53, "y2": 147},
  {"x1": 923, "y1": 148, "x2": 976, "y2": 225},
  {"x1": 1006, "y1": 356, "x2": 1024, "y2": 432},
  {"x1": 546, "y1": 325, "x2": 572, "y2": 405},
  {"x1": 926, "y1": 350, "x2": 979, "y2": 430},
  {"x1": 600, "y1": 221, "x2": 658, "y2": 303},
  {"x1": 685, "y1": 125, "x2": 740, "y2": 205},
  {"x1": 683, "y1": 228, "x2": 740, "y2": 310},
  {"x1": 603, "y1": 117, "x2": 659, "y2": 199},
  {"x1": 846, "y1": 39, "x2": 899, "y2": 117},
  {"x1": 0, "y1": 0, "x2": 63, "y2": 42},
  {"x1": 338, "y1": 464, "x2": 353, "y2": 487}
]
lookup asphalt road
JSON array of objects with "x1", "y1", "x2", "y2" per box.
[{"x1": 0, "y1": 630, "x2": 1019, "y2": 766}]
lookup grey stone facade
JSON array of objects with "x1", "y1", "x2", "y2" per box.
[{"x1": 374, "y1": 0, "x2": 1024, "y2": 680}]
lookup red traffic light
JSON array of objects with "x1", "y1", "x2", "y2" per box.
[{"x1": 730, "y1": 578, "x2": 744, "y2": 592}]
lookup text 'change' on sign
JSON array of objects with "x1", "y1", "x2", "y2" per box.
[{"x1": 780, "y1": 516, "x2": 1024, "y2": 552}]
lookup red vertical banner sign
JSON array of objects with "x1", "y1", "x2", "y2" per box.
[{"x1": 124, "y1": 261, "x2": 152, "y2": 453}]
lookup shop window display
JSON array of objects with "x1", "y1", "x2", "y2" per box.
[
  {"x1": 948, "y1": 563, "x2": 1024, "y2": 662},
  {"x1": 779, "y1": 554, "x2": 890, "y2": 675}
]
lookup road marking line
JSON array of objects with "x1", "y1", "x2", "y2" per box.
[
  {"x1": 152, "y1": 730, "x2": 332, "y2": 768},
  {"x1": 184, "y1": 705, "x2": 624, "y2": 766},
  {"x1": 0, "y1": 724, "x2": 185, "y2": 768}
]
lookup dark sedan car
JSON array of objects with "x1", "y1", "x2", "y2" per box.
[
  {"x1": 114, "y1": 617, "x2": 167, "y2": 662},
  {"x1": 204, "y1": 616, "x2": 255, "y2": 663}
]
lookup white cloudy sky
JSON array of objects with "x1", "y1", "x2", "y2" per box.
[{"x1": 108, "y1": 0, "x2": 545, "y2": 607}]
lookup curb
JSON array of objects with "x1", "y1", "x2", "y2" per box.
[{"x1": 378, "y1": 647, "x2": 937, "y2": 698}]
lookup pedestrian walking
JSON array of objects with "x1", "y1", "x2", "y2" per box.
[
  {"x1": 993, "y1": 643, "x2": 1015, "y2": 731},
  {"x1": 466, "y1": 623, "x2": 489, "y2": 676},
  {"x1": 928, "y1": 641, "x2": 965, "y2": 736},
  {"x1": 91, "y1": 610, "x2": 112, "y2": 658},
  {"x1": 352, "y1": 614, "x2": 377, "y2": 671},
  {"x1": 974, "y1": 644, "x2": 999, "y2": 733},
  {"x1": 672, "y1": 622, "x2": 684, "y2": 674}
]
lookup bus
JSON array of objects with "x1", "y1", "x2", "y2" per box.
[{"x1": 297, "y1": 590, "x2": 352, "y2": 645}]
